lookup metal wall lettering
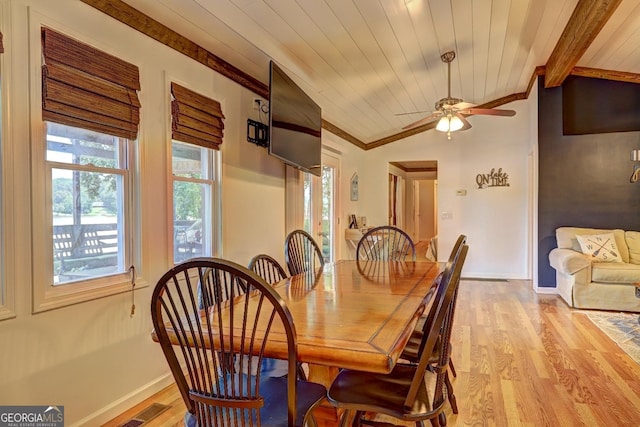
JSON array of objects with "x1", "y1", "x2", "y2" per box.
[{"x1": 476, "y1": 168, "x2": 509, "y2": 189}]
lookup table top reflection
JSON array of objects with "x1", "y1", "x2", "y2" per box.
[
  {"x1": 260, "y1": 259, "x2": 439, "y2": 373},
  {"x1": 154, "y1": 259, "x2": 439, "y2": 374}
]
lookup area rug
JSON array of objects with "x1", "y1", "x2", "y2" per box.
[{"x1": 584, "y1": 311, "x2": 640, "y2": 364}]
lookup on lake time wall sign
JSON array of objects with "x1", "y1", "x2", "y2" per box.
[{"x1": 476, "y1": 168, "x2": 509, "y2": 189}]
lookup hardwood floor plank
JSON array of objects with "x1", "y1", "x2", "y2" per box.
[
  {"x1": 103, "y1": 279, "x2": 640, "y2": 426},
  {"x1": 529, "y1": 349, "x2": 552, "y2": 379}
]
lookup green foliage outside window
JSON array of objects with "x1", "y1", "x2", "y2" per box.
[{"x1": 174, "y1": 181, "x2": 202, "y2": 221}]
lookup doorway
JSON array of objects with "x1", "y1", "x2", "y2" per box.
[
  {"x1": 304, "y1": 152, "x2": 340, "y2": 263},
  {"x1": 389, "y1": 161, "x2": 438, "y2": 259},
  {"x1": 413, "y1": 179, "x2": 437, "y2": 243}
]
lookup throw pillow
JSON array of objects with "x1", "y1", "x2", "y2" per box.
[{"x1": 576, "y1": 233, "x2": 623, "y2": 263}]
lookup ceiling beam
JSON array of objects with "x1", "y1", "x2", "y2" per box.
[
  {"x1": 544, "y1": 0, "x2": 622, "y2": 88},
  {"x1": 321, "y1": 120, "x2": 366, "y2": 149},
  {"x1": 571, "y1": 66, "x2": 640, "y2": 84}
]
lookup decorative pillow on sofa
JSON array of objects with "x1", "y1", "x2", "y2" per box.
[{"x1": 576, "y1": 233, "x2": 623, "y2": 262}]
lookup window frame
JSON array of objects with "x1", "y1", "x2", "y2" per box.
[
  {"x1": 167, "y1": 79, "x2": 222, "y2": 264},
  {"x1": 0, "y1": 6, "x2": 15, "y2": 320},
  {"x1": 171, "y1": 140, "x2": 221, "y2": 263},
  {"x1": 31, "y1": 24, "x2": 142, "y2": 313}
]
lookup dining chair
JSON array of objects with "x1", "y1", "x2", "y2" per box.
[
  {"x1": 356, "y1": 225, "x2": 416, "y2": 261},
  {"x1": 151, "y1": 257, "x2": 327, "y2": 427},
  {"x1": 400, "y1": 234, "x2": 467, "y2": 416},
  {"x1": 327, "y1": 244, "x2": 468, "y2": 427},
  {"x1": 284, "y1": 229, "x2": 325, "y2": 276},
  {"x1": 248, "y1": 253, "x2": 308, "y2": 381},
  {"x1": 355, "y1": 257, "x2": 417, "y2": 282},
  {"x1": 248, "y1": 253, "x2": 288, "y2": 285}
]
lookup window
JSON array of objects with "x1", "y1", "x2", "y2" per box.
[
  {"x1": 170, "y1": 82, "x2": 224, "y2": 263},
  {"x1": 172, "y1": 141, "x2": 219, "y2": 263},
  {"x1": 33, "y1": 28, "x2": 140, "y2": 311},
  {"x1": 47, "y1": 122, "x2": 129, "y2": 285}
]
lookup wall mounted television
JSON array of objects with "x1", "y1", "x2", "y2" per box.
[{"x1": 268, "y1": 61, "x2": 322, "y2": 177}]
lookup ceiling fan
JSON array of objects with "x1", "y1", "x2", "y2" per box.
[{"x1": 402, "y1": 51, "x2": 516, "y2": 139}]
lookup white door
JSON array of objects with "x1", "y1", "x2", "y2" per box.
[{"x1": 304, "y1": 153, "x2": 340, "y2": 262}]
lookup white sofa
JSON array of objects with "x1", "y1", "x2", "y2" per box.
[{"x1": 549, "y1": 227, "x2": 640, "y2": 312}]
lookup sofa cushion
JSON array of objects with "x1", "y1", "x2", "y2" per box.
[
  {"x1": 576, "y1": 233, "x2": 623, "y2": 262},
  {"x1": 556, "y1": 227, "x2": 629, "y2": 263},
  {"x1": 591, "y1": 262, "x2": 640, "y2": 283},
  {"x1": 625, "y1": 231, "x2": 640, "y2": 265}
]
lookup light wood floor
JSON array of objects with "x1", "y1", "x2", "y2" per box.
[{"x1": 104, "y1": 279, "x2": 640, "y2": 426}]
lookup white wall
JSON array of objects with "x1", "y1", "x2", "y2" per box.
[{"x1": 359, "y1": 99, "x2": 533, "y2": 279}]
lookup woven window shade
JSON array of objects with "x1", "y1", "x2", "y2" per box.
[
  {"x1": 171, "y1": 82, "x2": 224, "y2": 150},
  {"x1": 41, "y1": 27, "x2": 141, "y2": 140}
]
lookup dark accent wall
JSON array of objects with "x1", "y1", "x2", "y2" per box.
[
  {"x1": 563, "y1": 76, "x2": 640, "y2": 135},
  {"x1": 538, "y1": 75, "x2": 640, "y2": 287}
]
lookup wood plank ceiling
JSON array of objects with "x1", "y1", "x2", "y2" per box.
[{"x1": 82, "y1": 0, "x2": 640, "y2": 150}]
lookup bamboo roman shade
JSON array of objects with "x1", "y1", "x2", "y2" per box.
[
  {"x1": 171, "y1": 82, "x2": 224, "y2": 150},
  {"x1": 41, "y1": 27, "x2": 141, "y2": 140}
]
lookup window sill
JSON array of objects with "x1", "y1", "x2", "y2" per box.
[
  {"x1": 0, "y1": 305, "x2": 16, "y2": 321},
  {"x1": 33, "y1": 272, "x2": 148, "y2": 313}
]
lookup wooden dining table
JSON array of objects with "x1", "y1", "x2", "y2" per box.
[{"x1": 152, "y1": 259, "x2": 440, "y2": 425}]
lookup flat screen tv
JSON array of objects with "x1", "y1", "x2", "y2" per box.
[{"x1": 268, "y1": 61, "x2": 322, "y2": 177}]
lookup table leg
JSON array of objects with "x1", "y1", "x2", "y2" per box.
[{"x1": 308, "y1": 364, "x2": 341, "y2": 427}]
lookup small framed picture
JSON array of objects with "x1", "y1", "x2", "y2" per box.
[{"x1": 350, "y1": 173, "x2": 359, "y2": 201}]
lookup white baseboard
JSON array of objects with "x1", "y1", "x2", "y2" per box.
[
  {"x1": 534, "y1": 285, "x2": 557, "y2": 294},
  {"x1": 461, "y1": 272, "x2": 528, "y2": 280},
  {"x1": 69, "y1": 373, "x2": 175, "y2": 427}
]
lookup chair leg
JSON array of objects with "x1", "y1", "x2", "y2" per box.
[
  {"x1": 438, "y1": 412, "x2": 447, "y2": 426},
  {"x1": 297, "y1": 362, "x2": 308, "y2": 380},
  {"x1": 338, "y1": 409, "x2": 352, "y2": 427},
  {"x1": 444, "y1": 372, "x2": 458, "y2": 414},
  {"x1": 305, "y1": 412, "x2": 318, "y2": 427},
  {"x1": 430, "y1": 417, "x2": 440, "y2": 427},
  {"x1": 449, "y1": 358, "x2": 457, "y2": 378},
  {"x1": 351, "y1": 410, "x2": 364, "y2": 427},
  {"x1": 339, "y1": 409, "x2": 362, "y2": 427}
]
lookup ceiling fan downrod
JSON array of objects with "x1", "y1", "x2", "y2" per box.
[
  {"x1": 436, "y1": 51, "x2": 462, "y2": 110},
  {"x1": 441, "y1": 51, "x2": 455, "y2": 98}
]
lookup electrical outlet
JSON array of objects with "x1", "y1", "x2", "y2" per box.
[{"x1": 252, "y1": 98, "x2": 261, "y2": 110}]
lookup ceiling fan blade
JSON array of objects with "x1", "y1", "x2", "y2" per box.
[
  {"x1": 402, "y1": 112, "x2": 442, "y2": 130},
  {"x1": 394, "y1": 111, "x2": 431, "y2": 116},
  {"x1": 456, "y1": 113, "x2": 472, "y2": 130},
  {"x1": 462, "y1": 107, "x2": 516, "y2": 117}
]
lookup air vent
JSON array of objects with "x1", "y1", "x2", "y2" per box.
[{"x1": 118, "y1": 403, "x2": 170, "y2": 427}]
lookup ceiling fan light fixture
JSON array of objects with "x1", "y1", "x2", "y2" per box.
[
  {"x1": 436, "y1": 114, "x2": 464, "y2": 133},
  {"x1": 435, "y1": 116, "x2": 450, "y2": 132}
]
